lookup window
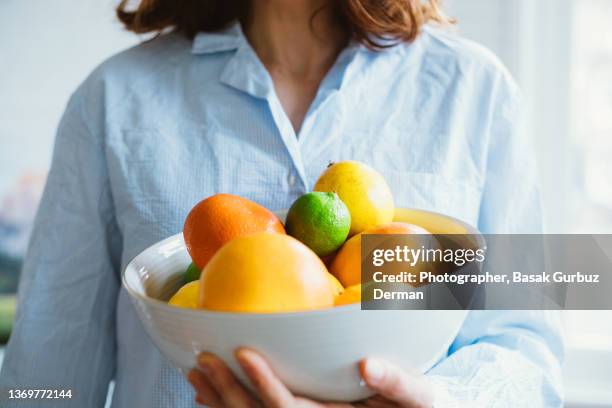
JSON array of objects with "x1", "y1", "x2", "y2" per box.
[
  {"x1": 570, "y1": 0, "x2": 612, "y2": 233},
  {"x1": 451, "y1": 1, "x2": 612, "y2": 406},
  {"x1": 565, "y1": 3, "x2": 612, "y2": 405}
]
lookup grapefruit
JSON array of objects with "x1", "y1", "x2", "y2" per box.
[
  {"x1": 199, "y1": 233, "x2": 335, "y2": 312},
  {"x1": 330, "y1": 222, "x2": 430, "y2": 287}
]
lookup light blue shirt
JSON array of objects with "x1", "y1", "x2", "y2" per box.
[{"x1": 0, "y1": 24, "x2": 563, "y2": 407}]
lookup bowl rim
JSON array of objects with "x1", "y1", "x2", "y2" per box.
[{"x1": 122, "y1": 207, "x2": 484, "y2": 317}]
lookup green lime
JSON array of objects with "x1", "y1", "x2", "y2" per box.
[
  {"x1": 285, "y1": 192, "x2": 351, "y2": 256},
  {"x1": 184, "y1": 262, "x2": 201, "y2": 284}
]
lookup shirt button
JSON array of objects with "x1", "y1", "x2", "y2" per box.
[{"x1": 288, "y1": 174, "x2": 296, "y2": 187}]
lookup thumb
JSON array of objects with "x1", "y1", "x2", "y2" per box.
[{"x1": 359, "y1": 359, "x2": 434, "y2": 408}]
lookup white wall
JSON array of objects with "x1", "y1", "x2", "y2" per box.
[{"x1": 0, "y1": 0, "x2": 137, "y2": 195}]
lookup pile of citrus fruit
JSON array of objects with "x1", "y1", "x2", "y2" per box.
[{"x1": 168, "y1": 160, "x2": 428, "y2": 312}]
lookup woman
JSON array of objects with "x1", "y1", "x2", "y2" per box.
[{"x1": 0, "y1": 0, "x2": 563, "y2": 407}]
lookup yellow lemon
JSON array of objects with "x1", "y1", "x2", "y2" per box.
[
  {"x1": 334, "y1": 282, "x2": 380, "y2": 306},
  {"x1": 168, "y1": 281, "x2": 199, "y2": 309},
  {"x1": 314, "y1": 161, "x2": 394, "y2": 236},
  {"x1": 334, "y1": 284, "x2": 361, "y2": 306}
]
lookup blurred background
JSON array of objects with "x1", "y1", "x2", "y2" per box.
[{"x1": 0, "y1": 0, "x2": 611, "y2": 407}]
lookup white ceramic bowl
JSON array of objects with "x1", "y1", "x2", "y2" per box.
[{"x1": 123, "y1": 208, "x2": 479, "y2": 401}]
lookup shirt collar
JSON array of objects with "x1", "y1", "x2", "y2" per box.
[
  {"x1": 190, "y1": 21, "x2": 371, "y2": 99},
  {"x1": 191, "y1": 22, "x2": 245, "y2": 54}
]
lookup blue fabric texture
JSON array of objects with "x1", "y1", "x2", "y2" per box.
[{"x1": 0, "y1": 23, "x2": 562, "y2": 407}]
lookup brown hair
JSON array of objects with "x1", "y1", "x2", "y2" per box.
[{"x1": 116, "y1": 0, "x2": 452, "y2": 50}]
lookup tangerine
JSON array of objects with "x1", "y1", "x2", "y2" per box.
[{"x1": 183, "y1": 194, "x2": 285, "y2": 269}]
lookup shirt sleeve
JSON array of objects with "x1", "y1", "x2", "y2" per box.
[
  {"x1": 0, "y1": 89, "x2": 121, "y2": 407},
  {"x1": 425, "y1": 71, "x2": 564, "y2": 407}
]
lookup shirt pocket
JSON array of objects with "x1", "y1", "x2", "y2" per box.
[
  {"x1": 111, "y1": 126, "x2": 213, "y2": 204},
  {"x1": 381, "y1": 170, "x2": 483, "y2": 228}
]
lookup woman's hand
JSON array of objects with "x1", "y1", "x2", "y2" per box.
[{"x1": 187, "y1": 349, "x2": 434, "y2": 408}]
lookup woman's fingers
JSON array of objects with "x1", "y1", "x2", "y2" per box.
[
  {"x1": 358, "y1": 394, "x2": 403, "y2": 408},
  {"x1": 236, "y1": 349, "x2": 357, "y2": 408},
  {"x1": 191, "y1": 351, "x2": 429, "y2": 408},
  {"x1": 359, "y1": 359, "x2": 433, "y2": 408},
  {"x1": 187, "y1": 368, "x2": 222, "y2": 406},
  {"x1": 235, "y1": 348, "x2": 296, "y2": 408},
  {"x1": 197, "y1": 352, "x2": 258, "y2": 408}
]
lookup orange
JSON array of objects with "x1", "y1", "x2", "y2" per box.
[
  {"x1": 199, "y1": 232, "x2": 335, "y2": 312},
  {"x1": 330, "y1": 222, "x2": 430, "y2": 287},
  {"x1": 183, "y1": 194, "x2": 285, "y2": 269},
  {"x1": 334, "y1": 284, "x2": 361, "y2": 306}
]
